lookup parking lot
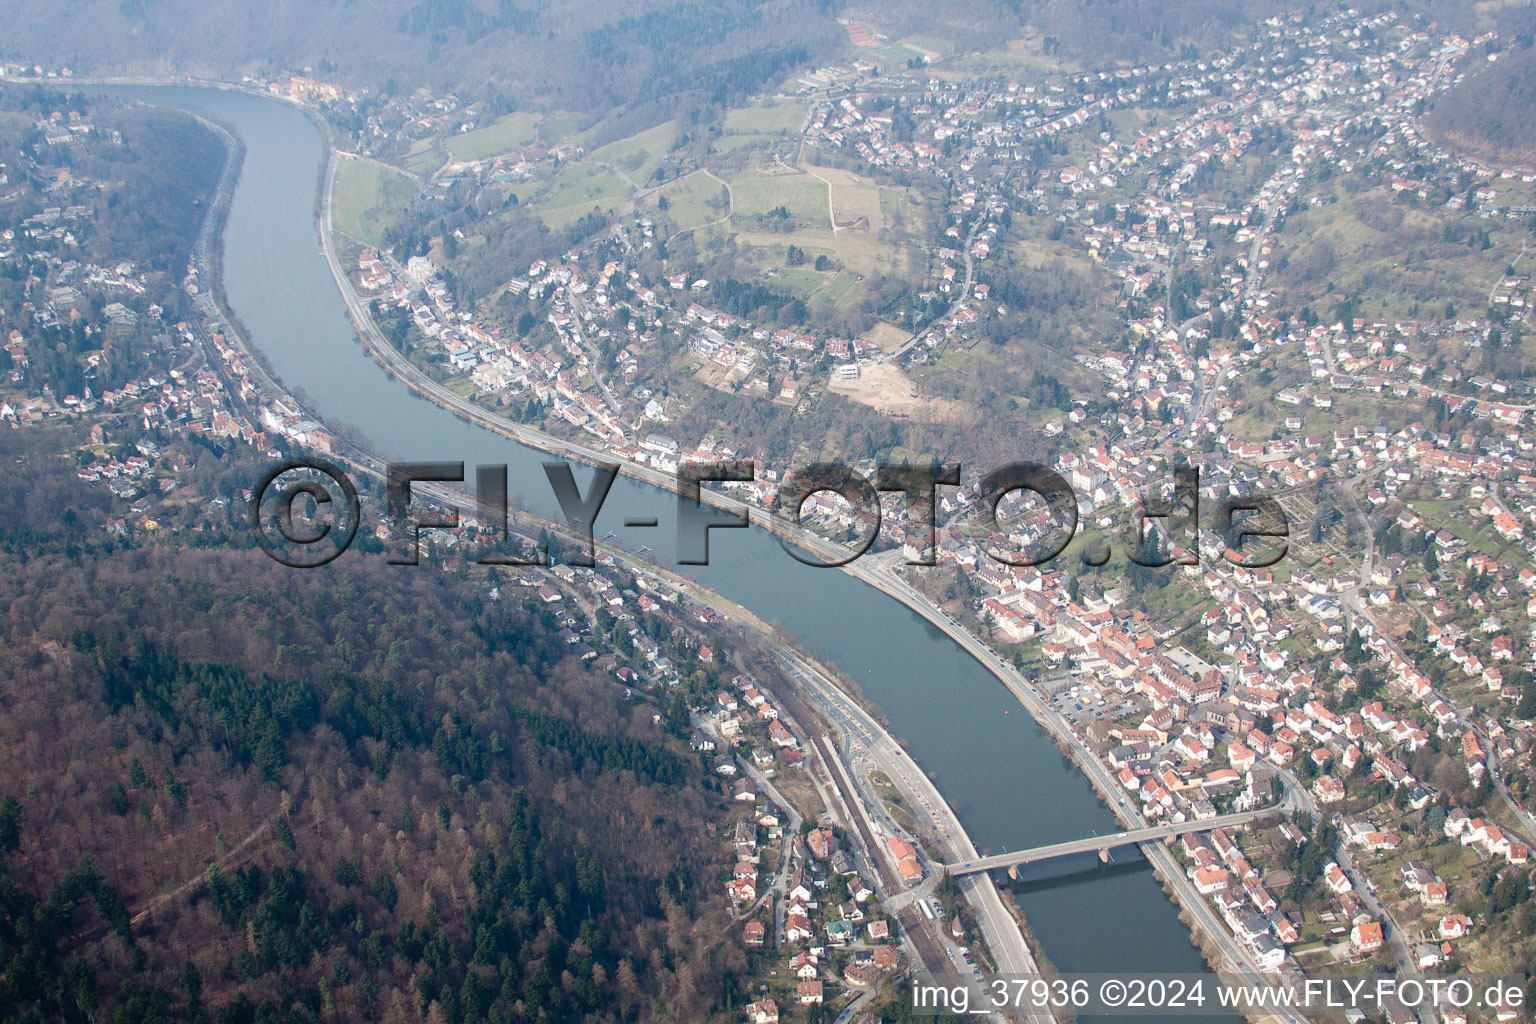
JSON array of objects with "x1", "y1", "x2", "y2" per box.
[{"x1": 1045, "y1": 674, "x2": 1144, "y2": 728}]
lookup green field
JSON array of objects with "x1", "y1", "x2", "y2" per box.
[
  {"x1": 730, "y1": 169, "x2": 829, "y2": 223},
  {"x1": 901, "y1": 33, "x2": 954, "y2": 57},
  {"x1": 520, "y1": 163, "x2": 630, "y2": 230},
  {"x1": 489, "y1": 120, "x2": 682, "y2": 231},
  {"x1": 763, "y1": 265, "x2": 833, "y2": 294},
  {"x1": 718, "y1": 99, "x2": 807, "y2": 152},
  {"x1": 332, "y1": 159, "x2": 417, "y2": 246},
  {"x1": 403, "y1": 139, "x2": 442, "y2": 178},
  {"x1": 818, "y1": 270, "x2": 868, "y2": 310},
  {"x1": 740, "y1": 225, "x2": 847, "y2": 284},
  {"x1": 444, "y1": 112, "x2": 541, "y2": 162},
  {"x1": 588, "y1": 121, "x2": 680, "y2": 187},
  {"x1": 1007, "y1": 216, "x2": 1098, "y2": 274},
  {"x1": 822, "y1": 167, "x2": 884, "y2": 228},
  {"x1": 1105, "y1": 108, "x2": 1155, "y2": 137},
  {"x1": 712, "y1": 134, "x2": 777, "y2": 156},
  {"x1": 943, "y1": 32, "x2": 1084, "y2": 79},
  {"x1": 644, "y1": 171, "x2": 730, "y2": 232},
  {"x1": 813, "y1": 167, "x2": 922, "y2": 279},
  {"x1": 693, "y1": 164, "x2": 926, "y2": 298},
  {"x1": 542, "y1": 113, "x2": 591, "y2": 149},
  {"x1": 753, "y1": 264, "x2": 855, "y2": 306},
  {"x1": 870, "y1": 43, "x2": 930, "y2": 66},
  {"x1": 1274, "y1": 182, "x2": 1515, "y2": 322}
]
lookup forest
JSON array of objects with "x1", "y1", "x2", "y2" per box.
[
  {"x1": 5, "y1": 0, "x2": 847, "y2": 120},
  {"x1": 1426, "y1": 10, "x2": 1536, "y2": 164},
  {"x1": 0, "y1": 529, "x2": 743, "y2": 1023},
  {"x1": 13, "y1": 0, "x2": 1468, "y2": 119},
  {"x1": 0, "y1": 91, "x2": 223, "y2": 277}
]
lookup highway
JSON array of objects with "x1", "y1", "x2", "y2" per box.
[
  {"x1": 945, "y1": 809, "x2": 1282, "y2": 876},
  {"x1": 219, "y1": 139, "x2": 1045, "y2": 1000},
  {"x1": 776, "y1": 657, "x2": 1038, "y2": 967},
  {"x1": 797, "y1": 724, "x2": 989, "y2": 1010},
  {"x1": 313, "y1": 125, "x2": 1299, "y2": 991},
  {"x1": 315, "y1": 135, "x2": 1096, "y2": 1018}
]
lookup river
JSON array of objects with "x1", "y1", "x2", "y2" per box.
[{"x1": 99, "y1": 83, "x2": 1238, "y2": 1019}]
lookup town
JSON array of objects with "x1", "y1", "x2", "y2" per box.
[{"x1": 6, "y1": 3, "x2": 1536, "y2": 1021}]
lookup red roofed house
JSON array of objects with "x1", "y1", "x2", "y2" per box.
[{"x1": 1351, "y1": 920, "x2": 1384, "y2": 953}]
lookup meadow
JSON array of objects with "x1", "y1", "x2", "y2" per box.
[{"x1": 332, "y1": 158, "x2": 418, "y2": 246}]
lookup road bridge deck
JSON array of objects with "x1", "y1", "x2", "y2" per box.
[{"x1": 944, "y1": 808, "x2": 1280, "y2": 876}]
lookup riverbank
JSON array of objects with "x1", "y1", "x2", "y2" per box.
[
  {"x1": 89, "y1": 78, "x2": 1262, "y2": 1020},
  {"x1": 857, "y1": 562, "x2": 1312, "y2": 1024},
  {"x1": 304, "y1": 88, "x2": 1272, "y2": 999},
  {"x1": 140, "y1": 83, "x2": 1046, "y2": 1002}
]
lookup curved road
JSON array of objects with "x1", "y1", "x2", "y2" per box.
[{"x1": 889, "y1": 214, "x2": 983, "y2": 362}]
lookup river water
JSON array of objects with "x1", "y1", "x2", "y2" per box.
[{"x1": 100, "y1": 84, "x2": 1239, "y2": 1016}]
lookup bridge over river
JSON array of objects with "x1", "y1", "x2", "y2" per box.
[{"x1": 943, "y1": 808, "x2": 1281, "y2": 876}]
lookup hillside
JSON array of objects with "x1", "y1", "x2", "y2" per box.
[
  {"x1": 1426, "y1": 29, "x2": 1536, "y2": 167},
  {"x1": 0, "y1": 542, "x2": 740, "y2": 1023},
  {"x1": 3, "y1": 0, "x2": 843, "y2": 114},
  {"x1": 0, "y1": 88, "x2": 227, "y2": 409},
  {"x1": 7, "y1": 0, "x2": 1450, "y2": 110}
]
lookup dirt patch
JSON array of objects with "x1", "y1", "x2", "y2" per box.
[
  {"x1": 861, "y1": 320, "x2": 912, "y2": 353},
  {"x1": 754, "y1": 160, "x2": 804, "y2": 177},
  {"x1": 1370, "y1": 603, "x2": 1421, "y2": 639},
  {"x1": 827, "y1": 362, "x2": 966, "y2": 422},
  {"x1": 770, "y1": 768, "x2": 830, "y2": 821}
]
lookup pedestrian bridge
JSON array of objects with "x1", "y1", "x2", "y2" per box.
[{"x1": 942, "y1": 808, "x2": 1282, "y2": 876}]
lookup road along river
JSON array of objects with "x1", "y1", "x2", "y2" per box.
[{"x1": 99, "y1": 83, "x2": 1243, "y2": 1021}]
